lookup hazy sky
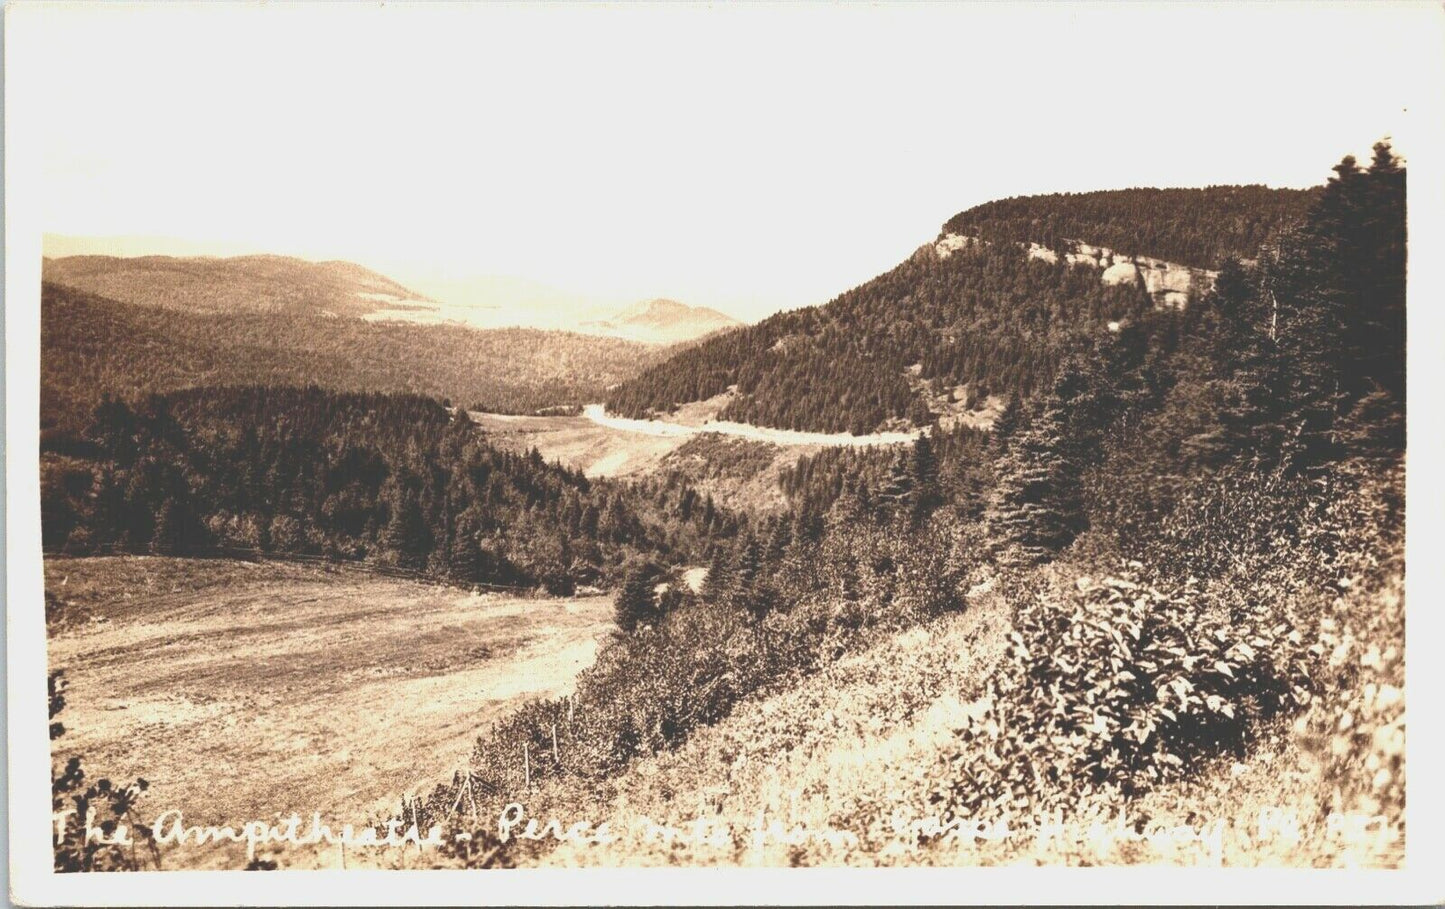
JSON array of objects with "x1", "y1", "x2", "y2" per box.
[{"x1": 16, "y1": 2, "x2": 1441, "y2": 324}]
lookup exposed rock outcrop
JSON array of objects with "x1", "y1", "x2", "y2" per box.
[{"x1": 932, "y1": 233, "x2": 1215, "y2": 310}]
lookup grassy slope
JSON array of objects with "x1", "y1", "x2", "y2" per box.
[
  {"x1": 487, "y1": 586, "x2": 1011, "y2": 867},
  {"x1": 492, "y1": 562, "x2": 1402, "y2": 868}
]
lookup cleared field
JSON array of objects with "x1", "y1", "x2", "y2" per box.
[
  {"x1": 469, "y1": 390, "x2": 888, "y2": 512},
  {"x1": 468, "y1": 387, "x2": 911, "y2": 480},
  {"x1": 470, "y1": 410, "x2": 685, "y2": 479},
  {"x1": 45, "y1": 556, "x2": 614, "y2": 833}
]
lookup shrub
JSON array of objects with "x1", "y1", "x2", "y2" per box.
[
  {"x1": 932, "y1": 565, "x2": 1316, "y2": 825},
  {"x1": 1297, "y1": 574, "x2": 1405, "y2": 827}
]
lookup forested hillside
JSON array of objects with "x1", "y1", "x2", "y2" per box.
[
  {"x1": 403, "y1": 144, "x2": 1404, "y2": 867},
  {"x1": 43, "y1": 253, "x2": 432, "y2": 318},
  {"x1": 606, "y1": 185, "x2": 1321, "y2": 434},
  {"x1": 41, "y1": 284, "x2": 668, "y2": 434},
  {"x1": 941, "y1": 185, "x2": 1320, "y2": 268},
  {"x1": 41, "y1": 386, "x2": 739, "y2": 592}
]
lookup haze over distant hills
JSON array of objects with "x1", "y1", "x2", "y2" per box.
[
  {"x1": 41, "y1": 238, "x2": 743, "y2": 339},
  {"x1": 38, "y1": 251, "x2": 682, "y2": 432},
  {"x1": 580, "y1": 298, "x2": 742, "y2": 345}
]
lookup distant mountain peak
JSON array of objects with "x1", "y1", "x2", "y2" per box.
[
  {"x1": 618, "y1": 297, "x2": 689, "y2": 317},
  {"x1": 582, "y1": 298, "x2": 741, "y2": 345},
  {"x1": 618, "y1": 297, "x2": 736, "y2": 325}
]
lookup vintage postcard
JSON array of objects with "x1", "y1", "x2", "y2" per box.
[{"x1": 5, "y1": 1, "x2": 1443, "y2": 904}]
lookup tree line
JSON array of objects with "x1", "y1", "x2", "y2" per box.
[
  {"x1": 942, "y1": 184, "x2": 1320, "y2": 268},
  {"x1": 41, "y1": 386, "x2": 740, "y2": 593}
]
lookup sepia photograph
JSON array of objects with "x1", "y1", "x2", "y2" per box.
[{"x1": 4, "y1": 1, "x2": 1442, "y2": 904}]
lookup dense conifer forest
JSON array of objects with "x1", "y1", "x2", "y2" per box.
[
  {"x1": 605, "y1": 185, "x2": 1325, "y2": 434},
  {"x1": 41, "y1": 386, "x2": 738, "y2": 592}
]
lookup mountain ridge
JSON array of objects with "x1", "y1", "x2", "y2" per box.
[
  {"x1": 604, "y1": 185, "x2": 1322, "y2": 434},
  {"x1": 43, "y1": 252, "x2": 435, "y2": 318}
]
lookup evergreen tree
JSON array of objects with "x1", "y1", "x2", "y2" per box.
[
  {"x1": 990, "y1": 397, "x2": 1023, "y2": 453},
  {"x1": 1200, "y1": 258, "x2": 1292, "y2": 462},
  {"x1": 151, "y1": 494, "x2": 205, "y2": 554},
  {"x1": 986, "y1": 363, "x2": 1088, "y2": 564},
  {"x1": 732, "y1": 535, "x2": 768, "y2": 617},
  {"x1": 878, "y1": 450, "x2": 914, "y2": 517},
  {"x1": 614, "y1": 562, "x2": 660, "y2": 633},
  {"x1": 764, "y1": 518, "x2": 791, "y2": 562},
  {"x1": 1264, "y1": 145, "x2": 1406, "y2": 470},
  {"x1": 382, "y1": 484, "x2": 434, "y2": 569},
  {"x1": 701, "y1": 547, "x2": 733, "y2": 603},
  {"x1": 909, "y1": 433, "x2": 941, "y2": 522},
  {"x1": 448, "y1": 510, "x2": 487, "y2": 581}
]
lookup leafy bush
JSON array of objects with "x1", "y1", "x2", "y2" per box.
[
  {"x1": 932, "y1": 565, "x2": 1316, "y2": 825},
  {"x1": 50, "y1": 671, "x2": 160, "y2": 872},
  {"x1": 1297, "y1": 572, "x2": 1405, "y2": 827}
]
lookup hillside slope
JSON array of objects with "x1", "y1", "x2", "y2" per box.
[
  {"x1": 41, "y1": 283, "x2": 669, "y2": 433},
  {"x1": 400, "y1": 150, "x2": 1402, "y2": 872},
  {"x1": 501, "y1": 543, "x2": 1401, "y2": 868},
  {"x1": 606, "y1": 186, "x2": 1319, "y2": 434},
  {"x1": 43, "y1": 253, "x2": 434, "y2": 318}
]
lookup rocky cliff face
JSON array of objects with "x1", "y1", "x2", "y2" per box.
[{"x1": 932, "y1": 234, "x2": 1215, "y2": 310}]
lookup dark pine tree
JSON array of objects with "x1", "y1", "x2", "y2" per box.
[
  {"x1": 986, "y1": 363, "x2": 1089, "y2": 564},
  {"x1": 382, "y1": 484, "x2": 433, "y2": 570},
  {"x1": 878, "y1": 450, "x2": 914, "y2": 518},
  {"x1": 909, "y1": 433, "x2": 941, "y2": 523},
  {"x1": 614, "y1": 561, "x2": 660, "y2": 633},
  {"x1": 701, "y1": 547, "x2": 733, "y2": 604}
]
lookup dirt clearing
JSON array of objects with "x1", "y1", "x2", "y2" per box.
[{"x1": 45, "y1": 556, "x2": 614, "y2": 830}]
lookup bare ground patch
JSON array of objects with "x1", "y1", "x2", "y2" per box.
[{"x1": 45, "y1": 556, "x2": 614, "y2": 833}]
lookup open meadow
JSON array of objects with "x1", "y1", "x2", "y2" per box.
[{"x1": 45, "y1": 557, "x2": 614, "y2": 837}]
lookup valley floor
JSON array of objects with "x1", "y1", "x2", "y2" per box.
[
  {"x1": 470, "y1": 390, "x2": 920, "y2": 512},
  {"x1": 469, "y1": 389, "x2": 916, "y2": 481}
]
